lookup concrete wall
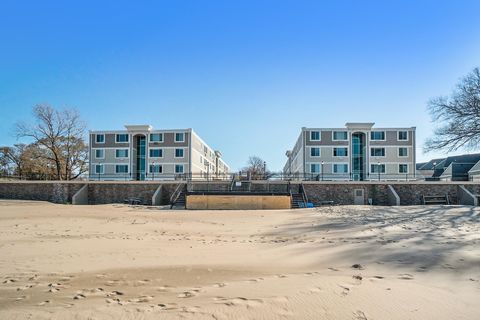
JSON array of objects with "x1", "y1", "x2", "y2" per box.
[
  {"x1": 303, "y1": 183, "x2": 390, "y2": 205},
  {"x1": 457, "y1": 185, "x2": 477, "y2": 206},
  {"x1": 2, "y1": 181, "x2": 480, "y2": 206},
  {"x1": 391, "y1": 183, "x2": 459, "y2": 205},
  {"x1": 87, "y1": 183, "x2": 161, "y2": 205},
  {"x1": 186, "y1": 195, "x2": 291, "y2": 210},
  {"x1": 0, "y1": 182, "x2": 84, "y2": 204}
]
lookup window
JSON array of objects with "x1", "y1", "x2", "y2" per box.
[
  {"x1": 370, "y1": 131, "x2": 385, "y2": 140},
  {"x1": 115, "y1": 149, "x2": 128, "y2": 158},
  {"x1": 371, "y1": 164, "x2": 386, "y2": 173},
  {"x1": 398, "y1": 131, "x2": 408, "y2": 141},
  {"x1": 149, "y1": 149, "x2": 163, "y2": 158},
  {"x1": 398, "y1": 147, "x2": 408, "y2": 157},
  {"x1": 399, "y1": 164, "x2": 408, "y2": 173},
  {"x1": 333, "y1": 164, "x2": 348, "y2": 173},
  {"x1": 333, "y1": 131, "x2": 348, "y2": 140},
  {"x1": 116, "y1": 134, "x2": 129, "y2": 143},
  {"x1": 310, "y1": 147, "x2": 320, "y2": 157},
  {"x1": 310, "y1": 163, "x2": 320, "y2": 173},
  {"x1": 175, "y1": 164, "x2": 184, "y2": 173},
  {"x1": 150, "y1": 133, "x2": 163, "y2": 142},
  {"x1": 95, "y1": 134, "x2": 105, "y2": 143},
  {"x1": 371, "y1": 148, "x2": 385, "y2": 157},
  {"x1": 149, "y1": 164, "x2": 162, "y2": 173},
  {"x1": 94, "y1": 164, "x2": 103, "y2": 174},
  {"x1": 310, "y1": 131, "x2": 320, "y2": 141},
  {"x1": 115, "y1": 165, "x2": 128, "y2": 173},
  {"x1": 175, "y1": 132, "x2": 185, "y2": 142},
  {"x1": 175, "y1": 148, "x2": 184, "y2": 158},
  {"x1": 333, "y1": 147, "x2": 348, "y2": 157},
  {"x1": 95, "y1": 149, "x2": 104, "y2": 159}
]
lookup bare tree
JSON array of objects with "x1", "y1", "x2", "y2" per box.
[
  {"x1": 242, "y1": 156, "x2": 272, "y2": 180},
  {"x1": 425, "y1": 67, "x2": 480, "y2": 152},
  {"x1": 0, "y1": 144, "x2": 27, "y2": 177},
  {"x1": 16, "y1": 105, "x2": 88, "y2": 180}
]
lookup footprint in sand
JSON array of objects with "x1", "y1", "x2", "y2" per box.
[
  {"x1": 3, "y1": 278, "x2": 18, "y2": 284},
  {"x1": 213, "y1": 283, "x2": 227, "y2": 288},
  {"x1": 275, "y1": 274, "x2": 288, "y2": 278},
  {"x1": 309, "y1": 287, "x2": 322, "y2": 294},
  {"x1": 157, "y1": 286, "x2": 173, "y2": 292},
  {"x1": 177, "y1": 291, "x2": 197, "y2": 298},
  {"x1": 37, "y1": 300, "x2": 51, "y2": 306},
  {"x1": 398, "y1": 274, "x2": 414, "y2": 280},
  {"x1": 214, "y1": 296, "x2": 264, "y2": 307},
  {"x1": 353, "y1": 310, "x2": 368, "y2": 320},
  {"x1": 351, "y1": 264, "x2": 364, "y2": 270},
  {"x1": 106, "y1": 290, "x2": 124, "y2": 297},
  {"x1": 129, "y1": 295, "x2": 154, "y2": 303},
  {"x1": 328, "y1": 267, "x2": 339, "y2": 272},
  {"x1": 73, "y1": 293, "x2": 86, "y2": 300},
  {"x1": 338, "y1": 285, "x2": 351, "y2": 296}
]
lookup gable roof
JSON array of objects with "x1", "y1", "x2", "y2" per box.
[{"x1": 418, "y1": 158, "x2": 446, "y2": 170}]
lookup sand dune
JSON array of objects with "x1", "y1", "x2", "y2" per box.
[{"x1": 0, "y1": 200, "x2": 479, "y2": 319}]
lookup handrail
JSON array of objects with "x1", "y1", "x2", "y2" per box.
[
  {"x1": 170, "y1": 183, "x2": 184, "y2": 206},
  {"x1": 300, "y1": 183, "x2": 309, "y2": 206}
]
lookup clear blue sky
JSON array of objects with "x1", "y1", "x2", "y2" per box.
[{"x1": 1, "y1": 0, "x2": 479, "y2": 171}]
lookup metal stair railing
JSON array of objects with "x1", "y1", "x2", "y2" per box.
[{"x1": 170, "y1": 183, "x2": 185, "y2": 208}]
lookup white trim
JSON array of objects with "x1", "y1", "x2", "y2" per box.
[
  {"x1": 114, "y1": 148, "x2": 129, "y2": 159},
  {"x1": 370, "y1": 163, "x2": 386, "y2": 174},
  {"x1": 309, "y1": 162, "x2": 321, "y2": 173},
  {"x1": 332, "y1": 163, "x2": 349, "y2": 174},
  {"x1": 94, "y1": 148, "x2": 105, "y2": 159},
  {"x1": 309, "y1": 146, "x2": 321, "y2": 157},
  {"x1": 398, "y1": 147, "x2": 408, "y2": 157},
  {"x1": 370, "y1": 131, "x2": 386, "y2": 141},
  {"x1": 331, "y1": 130, "x2": 349, "y2": 141},
  {"x1": 115, "y1": 133, "x2": 129, "y2": 143},
  {"x1": 332, "y1": 146, "x2": 348, "y2": 158},
  {"x1": 95, "y1": 134, "x2": 105, "y2": 144},
  {"x1": 115, "y1": 164, "x2": 130, "y2": 174},
  {"x1": 397, "y1": 130, "x2": 409, "y2": 141},
  {"x1": 398, "y1": 163, "x2": 409, "y2": 174},
  {"x1": 175, "y1": 164, "x2": 185, "y2": 173},
  {"x1": 148, "y1": 148, "x2": 164, "y2": 158},
  {"x1": 93, "y1": 164, "x2": 104, "y2": 174},
  {"x1": 174, "y1": 132, "x2": 185, "y2": 143},
  {"x1": 174, "y1": 148, "x2": 185, "y2": 158},
  {"x1": 370, "y1": 147, "x2": 386, "y2": 157},
  {"x1": 149, "y1": 163, "x2": 163, "y2": 173},
  {"x1": 149, "y1": 133, "x2": 164, "y2": 143},
  {"x1": 310, "y1": 130, "x2": 321, "y2": 141}
]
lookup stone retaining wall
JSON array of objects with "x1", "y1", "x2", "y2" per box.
[
  {"x1": 0, "y1": 182, "x2": 84, "y2": 204},
  {"x1": 1, "y1": 181, "x2": 480, "y2": 206},
  {"x1": 303, "y1": 183, "x2": 390, "y2": 205}
]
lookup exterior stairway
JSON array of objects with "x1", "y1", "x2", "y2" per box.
[
  {"x1": 170, "y1": 184, "x2": 187, "y2": 209},
  {"x1": 291, "y1": 193, "x2": 306, "y2": 208}
]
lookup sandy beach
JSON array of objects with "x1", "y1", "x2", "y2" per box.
[{"x1": 0, "y1": 200, "x2": 479, "y2": 319}]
